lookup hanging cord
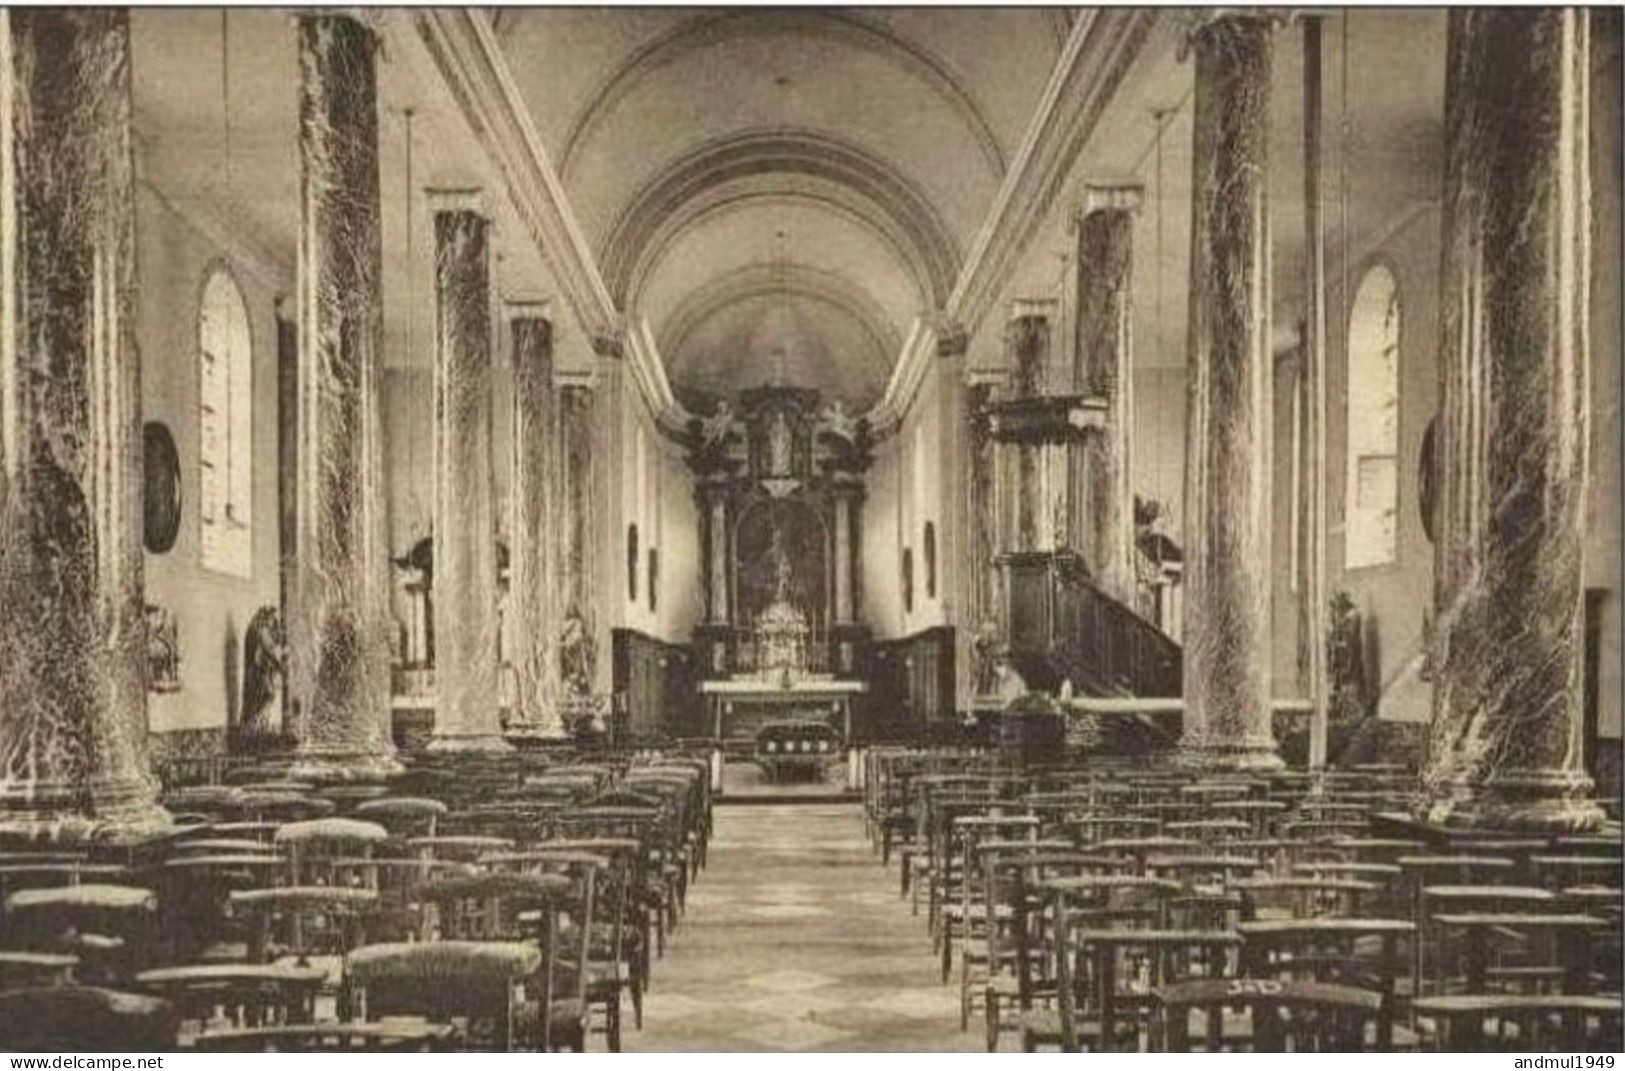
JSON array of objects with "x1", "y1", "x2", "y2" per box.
[
  {"x1": 402, "y1": 107, "x2": 425, "y2": 538},
  {"x1": 220, "y1": 11, "x2": 231, "y2": 198},
  {"x1": 1151, "y1": 106, "x2": 1172, "y2": 512},
  {"x1": 1340, "y1": 12, "x2": 1351, "y2": 341}
]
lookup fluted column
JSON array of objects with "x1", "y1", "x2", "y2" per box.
[
  {"x1": 0, "y1": 10, "x2": 170, "y2": 839},
  {"x1": 1073, "y1": 186, "x2": 1142, "y2": 602},
  {"x1": 285, "y1": 14, "x2": 399, "y2": 780},
  {"x1": 1179, "y1": 14, "x2": 1281, "y2": 771},
  {"x1": 507, "y1": 302, "x2": 565, "y2": 737},
  {"x1": 426, "y1": 193, "x2": 508, "y2": 753},
  {"x1": 1423, "y1": 9, "x2": 1602, "y2": 831}
]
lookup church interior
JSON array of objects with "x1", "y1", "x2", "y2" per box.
[{"x1": 0, "y1": 5, "x2": 1619, "y2": 1054}]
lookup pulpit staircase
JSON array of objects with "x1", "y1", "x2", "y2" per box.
[{"x1": 1003, "y1": 550, "x2": 1182, "y2": 753}]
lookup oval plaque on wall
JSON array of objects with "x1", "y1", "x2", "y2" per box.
[
  {"x1": 143, "y1": 421, "x2": 182, "y2": 554},
  {"x1": 1418, "y1": 414, "x2": 1438, "y2": 544}
]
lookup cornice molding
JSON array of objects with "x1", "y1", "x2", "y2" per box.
[
  {"x1": 625, "y1": 317, "x2": 691, "y2": 438},
  {"x1": 860, "y1": 9, "x2": 1158, "y2": 440},
  {"x1": 402, "y1": 10, "x2": 621, "y2": 347},
  {"x1": 948, "y1": 9, "x2": 1158, "y2": 333},
  {"x1": 401, "y1": 9, "x2": 694, "y2": 433}
]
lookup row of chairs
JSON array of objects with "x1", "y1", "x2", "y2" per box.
[
  {"x1": 0, "y1": 749, "x2": 715, "y2": 1051},
  {"x1": 863, "y1": 748, "x2": 1623, "y2": 1052}
]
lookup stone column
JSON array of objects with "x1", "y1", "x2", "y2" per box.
[
  {"x1": 700, "y1": 480, "x2": 730, "y2": 625},
  {"x1": 967, "y1": 376, "x2": 1002, "y2": 697},
  {"x1": 1178, "y1": 14, "x2": 1281, "y2": 771},
  {"x1": 1073, "y1": 186, "x2": 1142, "y2": 603},
  {"x1": 276, "y1": 302, "x2": 298, "y2": 652},
  {"x1": 589, "y1": 339, "x2": 623, "y2": 700},
  {"x1": 559, "y1": 372, "x2": 598, "y2": 705},
  {"x1": 0, "y1": 10, "x2": 170, "y2": 840},
  {"x1": 1424, "y1": 9, "x2": 1602, "y2": 832},
  {"x1": 507, "y1": 302, "x2": 565, "y2": 738},
  {"x1": 287, "y1": 14, "x2": 399, "y2": 781},
  {"x1": 426, "y1": 193, "x2": 508, "y2": 753},
  {"x1": 832, "y1": 488, "x2": 856, "y2": 625},
  {"x1": 1006, "y1": 303, "x2": 1052, "y2": 552}
]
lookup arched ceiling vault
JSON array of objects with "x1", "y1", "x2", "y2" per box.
[
  {"x1": 554, "y1": 9, "x2": 1009, "y2": 181},
  {"x1": 602, "y1": 129, "x2": 960, "y2": 310},
  {"x1": 495, "y1": 7, "x2": 1064, "y2": 409}
]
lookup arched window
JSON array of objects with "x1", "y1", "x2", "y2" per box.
[
  {"x1": 1344, "y1": 265, "x2": 1400, "y2": 569},
  {"x1": 198, "y1": 267, "x2": 253, "y2": 577}
]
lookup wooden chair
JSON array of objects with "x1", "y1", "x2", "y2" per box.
[
  {"x1": 1021, "y1": 892, "x2": 1239, "y2": 1052},
  {"x1": 189, "y1": 1020, "x2": 455, "y2": 1051},
  {"x1": 135, "y1": 962, "x2": 326, "y2": 1032},
  {"x1": 227, "y1": 886, "x2": 379, "y2": 967},
  {"x1": 343, "y1": 940, "x2": 544, "y2": 1051},
  {"x1": 0, "y1": 950, "x2": 78, "y2": 989},
  {"x1": 1233, "y1": 876, "x2": 1378, "y2": 922},
  {"x1": 1413, "y1": 994, "x2": 1624, "y2": 1051},
  {"x1": 489, "y1": 840, "x2": 648, "y2": 1035},
  {"x1": 274, "y1": 818, "x2": 390, "y2": 886},
  {"x1": 3, "y1": 884, "x2": 158, "y2": 984},
  {"x1": 1150, "y1": 977, "x2": 1384, "y2": 1051},
  {"x1": 1239, "y1": 917, "x2": 1414, "y2": 1048},
  {"x1": 0, "y1": 986, "x2": 178, "y2": 1051},
  {"x1": 354, "y1": 797, "x2": 448, "y2": 843},
  {"x1": 158, "y1": 854, "x2": 289, "y2": 962}
]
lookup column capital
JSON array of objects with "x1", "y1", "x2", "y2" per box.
[
  {"x1": 503, "y1": 297, "x2": 552, "y2": 321},
  {"x1": 424, "y1": 186, "x2": 487, "y2": 218},
  {"x1": 1177, "y1": 9, "x2": 1286, "y2": 61},
  {"x1": 1075, "y1": 183, "x2": 1145, "y2": 224},
  {"x1": 1007, "y1": 297, "x2": 1057, "y2": 323},
  {"x1": 935, "y1": 321, "x2": 969, "y2": 359},
  {"x1": 555, "y1": 366, "x2": 596, "y2": 392},
  {"x1": 591, "y1": 332, "x2": 625, "y2": 360}
]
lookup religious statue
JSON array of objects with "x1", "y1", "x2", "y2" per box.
[
  {"x1": 815, "y1": 398, "x2": 857, "y2": 445},
  {"x1": 699, "y1": 399, "x2": 739, "y2": 450},
  {"x1": 754, "y1": 526, "x2": 810, "y2": 681},
  {"x1": 559, "y1": 610, "x2": 596, "y2": 698},
  {"x1": 238, "y1": 605, "x2": 285, "y2": 747},
  {"x1": 767, "y1": 410, "x2": 793, "y2": 475},
  {"x1": 144, "y1": 603, "x2": 181, "y2": 694},
  {"x1": 972, "y1": 618, "x2": 1005, "y2": 696}
]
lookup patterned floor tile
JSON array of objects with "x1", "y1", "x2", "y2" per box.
[
  {"x1": 866, "y1": 987, "x2": 964, "y2": 1019},
  {"x1": 624, "y1": 804, "x2": 978, "y2": 1052},
  {"x1": 738, "y1": 990, "x2": 847, "y2": 1020},
  {"x1": 745, "y1": 903, "x2": 832, "y2": 920},
  {"x1": 730, "y1": 1017, "x2": 856, "y2": 1051},
  {"x1": 744, "y1": 967, "x2": 841, "y2": 992}
]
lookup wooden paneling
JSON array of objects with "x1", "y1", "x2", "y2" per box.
[
  {"x1": 863, "y1": 626, "x2": 956, "y2": 744},
  {"x1": 611, "y1": 629, "x2": 699, "y2": 741}
]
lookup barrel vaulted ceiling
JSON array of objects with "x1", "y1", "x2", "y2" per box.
[{"x1": 493, "y1": 8, "x2": 1070, "y2": 410}]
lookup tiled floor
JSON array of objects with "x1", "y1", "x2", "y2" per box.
[{"x1": 626, "y1": 803, "x2": 984, "y2": 1052}]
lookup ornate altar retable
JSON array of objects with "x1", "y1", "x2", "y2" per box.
[{"x1": 686, "y1": 384, "x2": 873, "y2": 743}]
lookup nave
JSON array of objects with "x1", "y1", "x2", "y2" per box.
[{"x1": 628, "y1": 804, "x2": 976, "y2": 1052}]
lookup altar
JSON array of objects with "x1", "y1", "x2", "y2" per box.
[{"x1": 699, "y1": 675, "x2": 869, "y2": 743}]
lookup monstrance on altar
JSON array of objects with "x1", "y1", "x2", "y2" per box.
[{"x1": 752, "y1": 528, "x2": 812, "y2": 686}]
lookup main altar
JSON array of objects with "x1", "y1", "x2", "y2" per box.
[{"x1": 684, "y1": 385, "x2": 872, "y2": 788}]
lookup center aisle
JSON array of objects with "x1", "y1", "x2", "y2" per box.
[{"x1": 627, "y1": 803, "x2": 983, "y2": 1052}]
